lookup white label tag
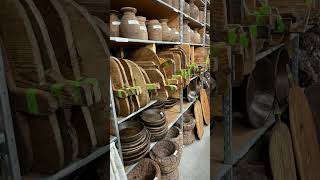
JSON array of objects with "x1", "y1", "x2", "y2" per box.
[
  {"x1": 153, "y1": 25, "x2": 162, "y2": 29},
  {"x1": 140, "y1": 26, "x2": 147, "y2": 31},
  {"x1": 168, "y1": 28, "x2": 172, "y2": 31},
  {"x1": 128, "y1": 20, "x2": 139, "y2": 25},
  {"x1": 153, "y1": 177, "x2": 158, "y2": 180},
  {"x1": 112, "y1": 21, "x2": 121, "y2": 26},
  {"x1": 173, "y1": 150, "x2": 178, "y2": 156},
  {"x1": 175, "y1": 32, "x2": 179, "y2": 35}
]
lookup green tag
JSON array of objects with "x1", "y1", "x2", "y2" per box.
[
  {"x1": 117, "y1": 89, "x2": 126, "y2": 98},
  {"x1": 228, "y1": 29, "x2": 237, "y2": 45},
  {"x1": 146, "y1": 84, "x2": 156, "y2": 91},
  {"x1": 66, "y1": 80, "x2": 82, "y2": 104},
  {"x1": 249, "y1": 25, "x2": 257, "y2": 38},
  {"x1": 26, "y1": 89, "x2": 38, "y2": 114},
  {"x1": 276, "y1": 16, "x2": 285, "y2": 33},
  {"x1": 50, "y1": 83, "x2": 64, "y2": 106},
  {"x1": 205, "y1": 57, "x2": 209, "y2": 65},
  {"x1": 240, "y1": 35, "x2": 249, "y2": 48},
  {"x1": 255, "y1": 4, "x2": 270, "y2": 25}
]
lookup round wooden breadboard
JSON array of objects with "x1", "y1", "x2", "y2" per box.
[
  {"x1": 200, "y1": 88, "x2": 210, "y2": 125},
  {"x1": 269, "y1": 121, "x2": 297, "y2": 180},
  {"x1": 194, "y1": 100, "x2": 204, "y2": 139},
  {"x1": 289, "y1": 84, "x2": 320, "y2": 180}
]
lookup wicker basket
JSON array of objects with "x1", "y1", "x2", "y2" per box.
[
  {"x1": 165, "y1": 126, "x2": 183, "y2": 149},
  {"x1": 177, "y1": 115, "x2": 196, "y2": 131},
  {"x1": 161, "y1": 168, "x2": 179, "y2": 180},
  {"x1": 127, "y1": 158, "x2": 161, "y2": 180},
  {"x1": 183, "y1": 129, "x2": 195, "y2": 145},
  {"x1": 150, "y1": 140, "x2": 181, "y2": 174}
]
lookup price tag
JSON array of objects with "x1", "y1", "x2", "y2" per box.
[
  {"x1": 140, "y1": 26, "x2": 147, "y2": 31},
  {"x1": 128, "y1": 20, "x2": 139, "y2": 25},
  {"x1": 153, "y1": 25, "x2": 162, "y2": 29},
  {"x1": 112, "y1": 21, "x2": 121, "y2": 25},
  {"x1": 173, "y1": 150, "x2": 178, "y2": 156},
  {"x1": 153, "y1": 177, "x2": 158, "y2": 180},
  {"x1": 175, "y1": 31, "x2": 179, "y2": 35}
]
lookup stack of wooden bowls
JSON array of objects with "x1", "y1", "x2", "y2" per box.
[
  {"x1": 150, "y1": 140, "x2": 181, "y2": 180},
  {"x1": 119, "y1": 119, "x2": 151, "y2": 165},
  {"x1": 141, "y1": 109, "x2": 168, "y2": 142},
  {"x1": 164, "y1": 98, "x2": 178, "y2": 109}
]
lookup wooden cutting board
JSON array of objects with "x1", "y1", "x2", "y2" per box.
[
  {"x1": 110, "y1": 57, "x2": 131, "y2": 116},
  {"x1": 126, "y1": 60, "x2": 150, "y2": 107},
  {"x1": 305, "y1": 84, "x2": 320, "y2": 145},
  {"x1": 139, "y1": 67, "x2": 158, "y2": 100},
  {"x1": 145, "y1": 68, "x2": 169, "y2": 100},
  {"x1": 269, "y1": 121, "x2": 297, "y2": 180},
  {"x1": 289, "y1": 83, "x2": 320, "y2": 180},
  {"x1": 194, "y1": 100, "x2": 204, "y2": 139},
  {"x1": 131, "y1": 47, "x2": 161, "y2": 66},
  {"x1": 119, "y1": 59, "x2": 141, "y2": 111},
  {"x1": 200, "y1": 89, "x2": 210, "y2": 125}
]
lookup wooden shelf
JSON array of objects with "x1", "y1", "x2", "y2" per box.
[
  {"x1": 212, "y1": 115, "x2": 276, "y2": 178},
  {"x1": 110, "y1": 37, "x2": 181, "y2": 46},
  {"x1": 124, "y1": 100, "x2": 196, "y2": 174}
]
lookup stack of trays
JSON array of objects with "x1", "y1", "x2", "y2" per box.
[
  {"x1": 119, "y1": 119, "x2": 151, "y2": 165},
  {"x1": 164, "y1": 98, "x2": 178, "y2": 109},
  {"x1": 141, "y1": 109, "x2": 168, "y2": 142}
]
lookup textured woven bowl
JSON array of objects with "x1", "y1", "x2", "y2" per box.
[
  {"x1": 127, "y1": 158, "x2": 161, "y2": 180},
  {"x1": 165, "y1": 126, "x2": 183, "y2": 149},
  {"x1": 119, "y1": 119, "x2": 146, "y2": 143},
  {"x1": 161, "y1": 168, "x2": 179, "y2": 180},
  {"x1": 183, "y1": 129, "x2": 195, "y2": 145}
]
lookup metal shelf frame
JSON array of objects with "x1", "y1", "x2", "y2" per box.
[{"x1": 216, "y1": 34, "x2": 301, "y2": 180}]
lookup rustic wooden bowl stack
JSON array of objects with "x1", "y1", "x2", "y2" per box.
[
  {"x1": 140, "y1": 109, "x2": 168, "y2": 142},
  {"x1": 0, "y1": 0, "x2": 113, "y2": 174},
  {"x1": 150, "y1": 140, "x2": 181, "y2": 180},
  {"x1": 119, "y1": 119, "x2": 151, "y2": 165}
]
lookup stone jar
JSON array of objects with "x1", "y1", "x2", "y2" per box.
[
  {"x1": 184, "y1": 1, "x2": 190, "y2": 16},
  {"x1": 160, "y1": 19, "x2": 172, "y2": 41},
  {"x1": 183, "y1": 20, "x2": 191, "y2": 43},
  {"x1": 199, "y1": 9, "x2": 205, "y2": 23},
  {"x1": 110, "y1": 10, "x2": 121, "y2": 37},
  {"x1": 163, "y1": 0, "x2": 172, "y2": 6},
  {"x1": 172, "y1": 0, "x2": 179, "y2": 9},
  {"x1": 171, "y1": 28, "x2": 180, "y2": 42},
  {"x1": 193, "y1": 28, "x2": 201, "y2": 44},
  {"x1": 120, "y1": 7, "x2": 141, "y2": 39},
  {"x1": 137, "y1": 16, "x2": 148, "y2": 40},
  {"x1": 147, "y1": 19, "x2": 162, "y2": 41},
  {"x1": 190, "y1": 0, "x2": 200, "y2": 21}
]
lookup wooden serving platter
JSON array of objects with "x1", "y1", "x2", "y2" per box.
[
  {"x1": 194, "y1": 101, "x2": 204, "y2": 139},
  {"x1": 200, "y1": 89, "x2": 210, "y2": 125}
]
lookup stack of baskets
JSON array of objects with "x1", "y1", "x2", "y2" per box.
[{"x1": 178, "y1": 115, "x2": 196, "y2": 145}]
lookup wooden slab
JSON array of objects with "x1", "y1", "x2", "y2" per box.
[
  {"x1": 305, "y1": 84, "x2": 320, "y2": 146},
  {"x1": 110, "y1": 57, "x2": 131, "y2": 116},
  {"x1": 126, "y1": 60, "x2": 150, "y2": 107},
  {"x1": 289, "y1": 83, "x2": 320, "y2": 180},
  {"x1": 194, "y1": 100, "x2": 204, "y2": 139},
  {"x1": 200, "y1": 89, "x2": 210, "y2": 125},
  {"x1": 269, "y1": 121, "x2": 297, "y2": 180}
]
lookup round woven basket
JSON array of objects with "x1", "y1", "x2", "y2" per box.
[
  {"x1": 165, "y1": 126, "x2": 183, "y2": 149},
  {"x1": 150, "y1": 140, "x2": 181, "y2": 174},
  {"x1": 177, "y1": 115, "x2": 196, "y2": 131},
  {"x1": 183, "y1": 129, "x2": 195, "y2": 145},
  {"x1": 127, "y1": 158, "x2": 161, "y2": 180},
  {"x1": 161, "y1": 168, "x2": 179, "y2": 180}
]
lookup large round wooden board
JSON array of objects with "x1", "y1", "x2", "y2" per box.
[
  {"x1": 200, "y1": 89, "x2": 210, "y2": 125},
  {"x1": 269, "y1": 121, "x2": 297, "y2": 180},
  {"x1": 194, "y1": 100, "x2": 204, "y2": 139},
  {"x1": 289, "y1": 84, "x2": 320, "y2": 180}
]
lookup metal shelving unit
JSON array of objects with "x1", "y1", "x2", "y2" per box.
[{"x1": 213, "y1": 33, "x2": 301, "y2": 180}]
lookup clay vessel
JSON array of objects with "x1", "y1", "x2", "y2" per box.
[
  {"x1": 171, "y1": 28, "x2": 180, "y2": 42},
  {"x1": 183, "y1": 20, "x2": 191, "y2": 43},
  {"x1": 146, "y1": 19, "x2": 163, "y2": 41},
  {"x1": 184, "y1": 1, "x2": 190, "y2": 16},
  {"x1": 190, "y1": 29, "x2": 195, "y2": 43},
  {"x1": 120, "y1": 7, "x2": 141, "y2": 39},
  {"x1": 110, "y1": 10, "x2": 120, "y2": 37},
  {"x1": 193, "y1": 28, "x2": 201, "y2": 44},
  {"x1": 160, "y1": 19, "x2": 172, "y2": 41},
  {"x1": 199, "y1": 9, "x2": 205, "y2": 23},
  {"x1": 190, "y1": 0, "x2": 200, "y2": 21},
  {"x1": 172, "y1": 0, "x2": 179, "y2": 9},
  {"x1": 137, "y1": 16, "x2": 148, "y2": 40}
]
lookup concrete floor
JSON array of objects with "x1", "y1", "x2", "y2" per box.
[{"x1": 179, "y1": 125, "x2": 210, "y2": 180}]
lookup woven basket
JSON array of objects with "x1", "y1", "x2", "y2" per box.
[
  {"x1": 127, "y1": 158, "x2": 161, "y2": 180},
  {"x1": 161, "y1": 168, "x2": 179, "y2": 180},
  {"x1": 165, "y1": 126, "x2": 183, "y2": 149},
  {"x1": 183, "y1": 129, "x2": 195, "y2": 145},
  {"x1": 150, "y1": 140, "x2": 181, "y2": 174},
  {"x1": 177, "y1": 115, "x2": 196, "y2": 131}
]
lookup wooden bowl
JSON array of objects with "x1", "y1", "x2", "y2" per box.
[
  {"x1": 141, "y1": 109, "x2": 166, "y2": 126},
  {"x1": 119, "y1": 119, "x2": 146, "y2": 143},
  {"x1": 122, "y1": 131, "x2": 150, "y2": 153},
  {"x1": 127, "y1": 158, "x2": 161, "y2": 180}
]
